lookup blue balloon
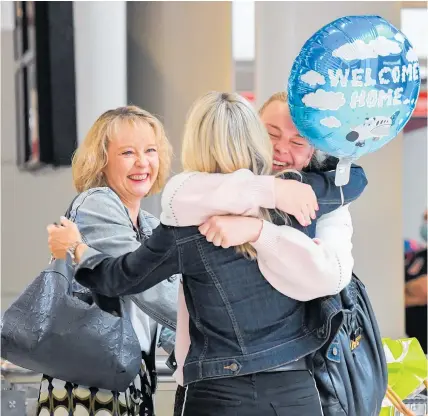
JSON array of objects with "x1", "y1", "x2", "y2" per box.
[{"x1": 288, "y1": 15, "x2": 421, "y2": 161}]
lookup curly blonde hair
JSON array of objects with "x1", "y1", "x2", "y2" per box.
[{"x1": 72, "y1": 106, "x2": 172, "y2": 195}]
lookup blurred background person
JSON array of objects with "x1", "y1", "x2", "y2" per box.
[{"x1": 404, "y1": 210, "x2": 427, "y2": 354}]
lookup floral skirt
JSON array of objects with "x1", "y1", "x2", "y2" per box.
[{"x1": 37, "y1": 361, "x2": 155, "y2": 416}]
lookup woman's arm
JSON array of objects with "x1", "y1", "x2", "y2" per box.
[
  {"x1": 160, "y1": 170, "x2": 275, "y2": 225},
  {"x1": 161, "y1": 169, "x2": 318, "y2": 227},
  {"x1": 161, "y1": 166, "x2": 367, "y2": 229},
  {"x1": 251, "y1": 205, "x2": 354, "y2": 300},
  {"x1": 198, "y1": 205, "x2": 354, "y2": 301},
  {"x1": 405, "y1": 276, "x2": 428, "y2": 307},
  {"x1": 161, "y1": 170, "x2": 318, "y2": 227},
  {"x1": 48, "y1": 191, "x2": 181, "y2": 298},
  {"x1": 71, "y1": 223, "x2": 181, "y2": 297},
  {"x1": 59, "y1": 189, "x2": 179, "y2": 335},
  {"x1": 283, "y1": 159, "x2": 368, "y2": 217},
  {"x1": 69, "y1": 189, "x2": 142, "y2": 255},
  {"x1": 405, "y1": 249, "x2": 427, "y2": 307}
]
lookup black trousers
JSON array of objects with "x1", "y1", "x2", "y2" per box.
[{"x1": 174, "y1": 370, "x2": 323, "y2": 416}]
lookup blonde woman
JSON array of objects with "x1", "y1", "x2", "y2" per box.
[
  {"x1": 46, "y1": 92, "x2": 358, "y2": 415},
  {"x1": 165, "y1": 91, "x2": 368, "y2": 414},
  {"x1": 37, "y1": 106, "x2": 179, "y2": 416}
]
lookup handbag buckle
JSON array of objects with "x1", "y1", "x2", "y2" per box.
[{"x1": 350, "y1": 327, "x2": 362, "y2": 351}]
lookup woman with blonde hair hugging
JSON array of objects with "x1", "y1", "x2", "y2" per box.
[
  {"x1": 37, "y1": 106, "x2": 178, "y2": 416},
  {"x1": 166, "y1": 90, "x2": 368, "y2": 415},
  {"x1": 47, "y1": 92, "x2": 362, "y2": 415}
]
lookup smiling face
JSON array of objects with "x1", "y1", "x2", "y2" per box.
[
  {"x1": 260, "y1": 99, "x2": 314, "y2": 172},
  {"x1": 103, "y1": 121, "x2": 159, "y2": 206}
]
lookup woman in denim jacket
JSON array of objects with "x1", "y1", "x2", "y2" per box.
[
  {"x1": 48, "y1": 93, "x2": 366, "y2": 415},
  {"x1": 37, "y1": 106, "x2": 179, "y2": 416},
  {"x1": 167, "y1": 91, "x2": 368, "y2": 414}
]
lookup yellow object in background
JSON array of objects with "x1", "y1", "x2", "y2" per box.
[{"x1": 380, "y1": 338, "x2": 427, "y2": 416}]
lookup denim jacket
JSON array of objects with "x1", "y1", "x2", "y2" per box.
[
  {"x1": 163, "y1": 158, "x2": 368, "y2": 372},
  {"x1": 74, "y1": 162, "x2": 367, "y2": 385},
  {"x1": 68, "y1": 187, "x2": 179, "y2": 354}
]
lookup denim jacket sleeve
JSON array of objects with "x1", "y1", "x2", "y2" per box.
[
  {"x1": 281, "y1": 157, "x2": 368, "y2": 217},
  {"x1": 70, "y1": 188, "x2": 141, "y2": 255},
  {"x1": 75, "y1": 224, "x2": 181, "y2": 297}
]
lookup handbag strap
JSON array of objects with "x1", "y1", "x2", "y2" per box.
[
  {"x1": 49, "y1": 195, "x2": 80, "y2": 265},
  {"x1": 142, "y1": 328, "x2": 159, "y2": 394}
]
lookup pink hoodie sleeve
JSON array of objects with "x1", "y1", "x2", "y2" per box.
[
  {"x1": 160, "y1": 170, "x2": 275, "y2": 226},
  {"x1": 251, "y1": 205, "x2": 354, "y2": 301},
  {"x1": 161, "y1": 170, "x2": 354, "y2": 300}
]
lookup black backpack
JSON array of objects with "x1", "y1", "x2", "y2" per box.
[{"x1": 311, "y1": 273, "x2": 388, "y2": 416}]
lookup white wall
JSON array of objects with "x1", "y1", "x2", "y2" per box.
[
  {"x1": 1, "y1": 1, "x2": 232, "y2": 308},
  {"x1": 232, "y1": 1, "x2": 255, "y2": 61},
  {"x1": 1, "y1": 1, "x2": 14, "y2": 30},
  {"x1": 1, "y1": 2, "x2": 127, "y2": 311},
  {"x1": 127, "y1": 1, "x2": 233, "y2": 216},
  {"x1": 403, "y1": 126, "x2": 428, "y2": 242},
  {"x1": 1, "y1": 26, "x2": 75, "y2": 311},
  {"x1": 73, "y1": 2, "x2": 127, "y2": 143},
  {"x1": 401, "y1": 8, "x2": 428, "y2": 59}
]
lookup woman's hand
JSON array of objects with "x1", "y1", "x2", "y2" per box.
[
  {"x1": 274, "y1": 179, "x2": 318, "y2": 226},
  {"x1": 199, "y1": 216, "x2": 263, "y2": 248},
  {"x1": 47, "y1": 217, "x2": 83, "y2": 259}
]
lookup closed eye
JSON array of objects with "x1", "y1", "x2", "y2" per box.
[
  {"x1": 292, "y1": 136, "x2": 306, "y2": 146},
  {"x1": 147, "y1": 148, "x2": 157, "y2": 153}
]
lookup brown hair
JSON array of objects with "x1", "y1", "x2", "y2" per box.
[{"x1": 72, "y1": 106, "x2": 172, "y2": 195}]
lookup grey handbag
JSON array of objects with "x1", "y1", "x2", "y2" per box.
[{"x1": 1, "y1": 200, "x2": 142, "y2": 392}]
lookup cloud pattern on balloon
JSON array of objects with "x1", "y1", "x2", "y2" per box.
[{"x1": 288, "y1": 15, "x2": 421, "y2": 160}]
